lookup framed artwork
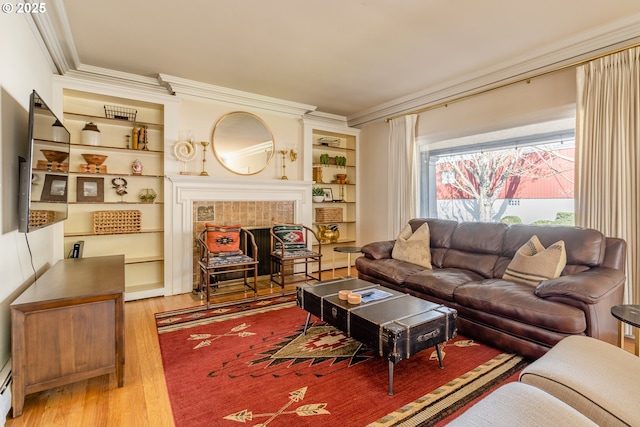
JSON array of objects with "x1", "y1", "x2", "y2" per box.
[
  {"x1": 322, "y1": 188, "x2": 334, "y2": 202},
  {"x1": 76, "y1": 176, "x2": 104, "y2": 203},
  {"x1": 41, "y1": 174, "x2": 68, "y2": 202}
]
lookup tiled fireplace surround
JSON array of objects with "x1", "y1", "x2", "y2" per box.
[
  {"x1": 167, "y1": 176, "x2": 313, "y2": 294},
  {"x1": 191, "y1": 200, "x2": 295, "y2": 286}
]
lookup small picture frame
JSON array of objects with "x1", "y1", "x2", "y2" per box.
[
  {"x1": 76, "y1": 176, "x2": 104, "y2": 203},
  {"x1": 322, "y1": 188, "x2": 333, "y2": 202},
  {"x1": 41, "y1": 174, "x2": 68, "y2": 202}
]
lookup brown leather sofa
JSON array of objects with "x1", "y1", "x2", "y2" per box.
[{"x1": 355, "y1": 218, "x2": 627, "y2": 360}]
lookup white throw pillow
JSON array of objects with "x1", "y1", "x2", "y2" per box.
[
  {"x1": 503, "y1": 235, "x2": 567, "y2": 286},
  {"x1": 391, "y1": 223, "x2": 432, "y2": 269}
]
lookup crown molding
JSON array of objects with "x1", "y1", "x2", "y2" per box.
[
  {"x1": 53, "y1": 72, "x2": 178, "y2": 105},
  {"x1": 25, "y1": 0, "x2": 78, "y2": 74},
  {"x1": 302, "y1": 111, "x2": 351, "y2": 128},
  {"x1": 158, "y1": 73, "x2": 316, "y2": 117},
  {"x1": 347, "y1": 13, "x2": 640, "y2": 127}
]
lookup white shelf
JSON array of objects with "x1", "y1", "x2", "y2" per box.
[{"x1": 62, "y1": 88, "x2": 166, "y2": 300}]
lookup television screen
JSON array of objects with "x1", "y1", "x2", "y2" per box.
[{"x1": 18, "y1": 90, "x2": 71, "y2": 233}]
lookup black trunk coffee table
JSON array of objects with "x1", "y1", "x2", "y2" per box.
[{"x1": 296, "y1": 278, "x2": 457, "y2": 395}]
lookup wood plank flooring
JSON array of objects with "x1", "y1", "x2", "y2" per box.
[{"x1": 4, "y1": 267, "x2": 637, "y2": 426}]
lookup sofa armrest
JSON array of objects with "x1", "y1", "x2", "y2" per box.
[
  {"x1": 361, "y1": 240, "x2": 395, "y2": 260},
  {"x1": 535, "y1": 267, "x2": 626, "y2": 304}
]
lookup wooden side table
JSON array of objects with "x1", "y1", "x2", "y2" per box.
[{"x1": 611, "y1": 304, "x2": 640, "y2": 356}]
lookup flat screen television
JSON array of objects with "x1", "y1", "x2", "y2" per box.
[{"x1": 18, "y1": 90, "x2": 71, "y2": 233}]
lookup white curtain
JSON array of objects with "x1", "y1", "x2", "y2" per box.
[
  {"x1": 576, "y1": 47, "x2": 640, "y2": 306},
  {"x1": 387, "y1": 114, "x2": 418, "y2": 239}
]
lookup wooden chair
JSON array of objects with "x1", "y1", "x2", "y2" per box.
[
  {"x1": 270, "y1": 224, "x2": 322, "y2": 288},
  {"x1": 197, "y1": 226, "x2": 258, "y2": 306}
]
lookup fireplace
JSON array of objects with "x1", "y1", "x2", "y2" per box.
[
  {"x1": 166, "y1": 176, "x2": 313, "y2": 295},
  {"x1": 192, "y1": 201, "x2": 295, "y2": 289}
]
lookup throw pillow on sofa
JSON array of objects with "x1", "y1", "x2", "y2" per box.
[
  {"x1": 392, "y1": 222, "x2": 432, "y2": 269},
  {"x1": 503, "y1": 235, "x2": 566, "y2": 286}
]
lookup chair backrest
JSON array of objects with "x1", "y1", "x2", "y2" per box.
[
  {"x1": 204, "y1": 223, "x2": 242, "y2": 255},
  {"x1": 272, "y1": 224, "x2": 308, "y2": 250}
]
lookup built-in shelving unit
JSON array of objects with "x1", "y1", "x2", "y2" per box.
[
  {"x1": 306, "y1": 124, "x2": 360, "y2": 270},
  {"x1": 61, "y1": 89, "x2": 166, "y2": 300}
]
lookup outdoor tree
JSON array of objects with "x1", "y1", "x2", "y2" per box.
[{"x1": 436, "y1": 146, "x2": 574, "y2": 222}]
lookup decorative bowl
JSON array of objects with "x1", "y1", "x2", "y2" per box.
[
  {"x1": 40, "y1": 149, "x2": 69, "y2": 163},
  {"x1": 335, "y1": 173, "x2": 347, "y2": 184},
  {"x1": 81, "y1": 153, "x2": 108, "y2": 165}
]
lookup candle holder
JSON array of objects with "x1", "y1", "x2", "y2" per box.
[
  {"x1": 279, "y1": 149, "x2": 288, "y2": 180},
  {"x1": 200, "y1": 141, "x2": 209, "y2": 176}
]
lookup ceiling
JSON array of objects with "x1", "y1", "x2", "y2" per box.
[{"x1": 42, "y1": 1, "x2": 640, "y2": 124}]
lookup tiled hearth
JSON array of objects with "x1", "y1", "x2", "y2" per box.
[{"x1": 166, "y1": 176, "x2": 313, "y2": 294}]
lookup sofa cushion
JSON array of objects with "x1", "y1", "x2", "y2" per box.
[
  {"x1": 442, "y1": 222, "x2": 506, "y2": 277},
  {"x1": 453, "y1": 279, "x2": 587, "y2": 334},
  {"x1": 404, "y1": 268, "x2": 484, "y2": 302},
  {"x1": 503, "y1": 235, "x2": 566, "y2": 286},
  {"x1": 392, "y1": 223, "x2": 432, "y2": 268},
  {"x1": 503, "y1": 225, "x2": 605, "y2": 268},
  {"x1": 409, "y1": 218, "x2": 458, "y2": 267},
  {"x1": 355, "y1": 257, "x2": 425, "y2": 287}
]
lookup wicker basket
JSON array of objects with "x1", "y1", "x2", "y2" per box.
[
  {"x1": 29, "y1": 210, "x2": 55, "y2": 228},
  {"x1": 93, "y1": 210, "x2": 141, "y2": 235},
  {"x1": 315, "y1": 207, "x2": 343, "y2": 223},
  {"x1": 104, "y1": 105, "x2": 137, "y2": 121}
]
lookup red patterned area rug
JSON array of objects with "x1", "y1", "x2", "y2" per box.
[{"x1": 155, "y1": 299, "x2": 526, "y2": 427}]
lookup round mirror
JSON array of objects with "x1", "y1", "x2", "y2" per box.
[{"x1": 211, "y1": 111, "x2": 275, "y2": 175}]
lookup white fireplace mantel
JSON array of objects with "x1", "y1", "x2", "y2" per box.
[{"x1": 165, "y1": 175, "x2": 314, "y2": 294}]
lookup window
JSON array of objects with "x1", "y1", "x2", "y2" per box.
[{"x1": 419, "y1": 121, "x2": 575, "y2": 225}]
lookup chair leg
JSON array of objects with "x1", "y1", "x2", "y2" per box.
[
  {"x1": 281, "y1": 260, "x2": 286, "y2": 289},
  {"x1": 252, "y1": 264, "x2": 258, "y2": 296},
  {"x1": 269, "y1": 258, "x2": 274, "y2": 289}
]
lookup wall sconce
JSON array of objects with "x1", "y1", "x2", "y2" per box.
[{"x1": 279, "y1": 147, "x2": 298, "y2": 180}]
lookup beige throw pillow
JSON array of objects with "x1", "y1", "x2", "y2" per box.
[
  {"x1": 503, "y1": 235, "x2": 567, "y2": 286},
  {"x1": 392, "y1": 223, "x2": 432, "y2": 269}
]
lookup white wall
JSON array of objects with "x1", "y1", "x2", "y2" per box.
[
  {"x1": 0, "y1": 15, "x2": 61, "y2": 383},
  {"x1": 358, "y1": 67, "x2": 577, "y2": 243},
  {"x1": 175, "y1": 98, "x2": 304, "y2": 180}
]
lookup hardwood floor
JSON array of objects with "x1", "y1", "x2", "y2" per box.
[
  {"x1": 3, "y1": 268, "x2": 342, "y2": 427},
  {"x1": 5, "y1": 267, "x2": 638, "y2": 426}
]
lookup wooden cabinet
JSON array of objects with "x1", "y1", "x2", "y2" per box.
[
  {"x1": 10, "y1": 256, "x2": 125, "y2": 417},
  {"x1": 61, "y1": 89, "x2": 165, "y2": 300},
  {"x1": 305, "y1": 123, "x2": 360, "y2": 269}
]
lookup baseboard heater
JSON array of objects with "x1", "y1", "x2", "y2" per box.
[{"x1": 0, "y1": 358, "x2": 12, "y2": 425}]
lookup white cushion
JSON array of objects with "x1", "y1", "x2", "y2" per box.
[
  {"x1": 392, "y1": 223, "x2": 432, "y2": 269},
  {"x1": 503, "y1": 235, "x2": 566, "y2": 286}
]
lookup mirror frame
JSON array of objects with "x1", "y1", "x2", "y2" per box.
[{"x1": 211, "y1": 111, "x2": 275, "y2": 176}]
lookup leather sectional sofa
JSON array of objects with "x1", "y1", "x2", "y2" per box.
[{"x1": 355, "y1": 218, "x2": 627, "y2": 359}]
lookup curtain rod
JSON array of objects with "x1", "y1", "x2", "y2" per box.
[{"x1": 385, "y1": 41, "x2": 640, "y2": 122}]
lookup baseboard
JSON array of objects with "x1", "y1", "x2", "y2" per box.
[{"x1": 0, "y1": 358, "x2": 11, "y2": 427}]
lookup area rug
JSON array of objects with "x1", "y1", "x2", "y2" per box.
[{"x1": 156, "y1": 299, "x2": 526, "y2": 427}]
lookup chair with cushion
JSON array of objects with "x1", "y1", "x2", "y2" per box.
[
  {"x1": 270, "y1": 224, "x2": 322, "y2": 288},
  {"x1": 446, "y1": 382, "x2": 598, "y2": 427},
  {"x1": 197, "y1": 224, "x2": 259, "y2": 306},
  {"x1": 519, "y1": 335, "x2": 640, "y2": 427}
]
